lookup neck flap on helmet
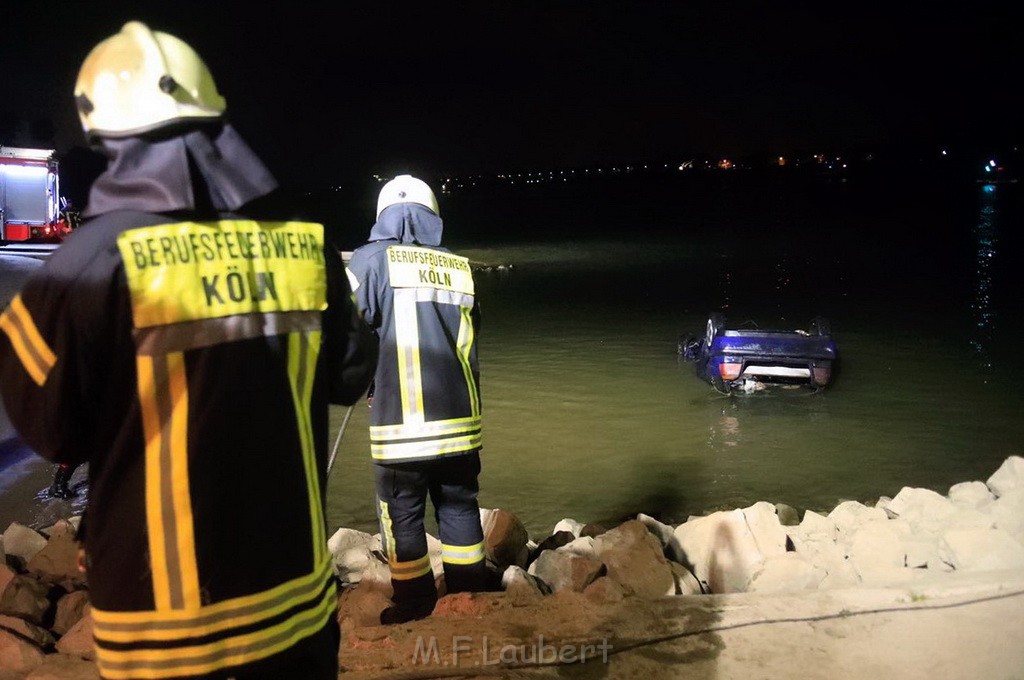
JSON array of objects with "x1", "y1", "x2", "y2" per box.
[
  {"x1": 83, "y1": 123, "x2": 278, "y2": 218},
  {"x1": 368, "y1": 203, "x2": 444, "y2": 246}
]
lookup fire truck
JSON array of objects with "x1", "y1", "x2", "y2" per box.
[{"x1": 0, "y1": 146, "x2": 75, "y2": 246}]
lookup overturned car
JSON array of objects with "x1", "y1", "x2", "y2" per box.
[{"x1": 679, "y1": 314, "x2": 838, "y2": 394}]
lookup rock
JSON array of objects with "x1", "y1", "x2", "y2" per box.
[
  {"x1": 987, "y1": 455, "x2": 1024, "y2": 498},
  {"x1": 479, "y1": 507, "x2": 496, "y2": 530},
  {"x1": 556, "y1": 536, "x2": 598, "y2": 560},
  {"x1": 52, "y1": 590, "x2": 90, "y2": 637},
  {"x1": 582, "y1": 576, "x2": 625, "y2": 604},
  {"x1": 26, "y1": 520, "x2": 85, "y2": 590},
  {"x1": 482, "y1": 509, "x2": 530, "y2": 570},
  {"x1": 552, "y1": 518, "x2": 583, "y2": 538},
  {"x1": 786, "y1": 535, "x2": 860, "y2": 590},
  {"x1": 847, "y1": 521, "x2": 910, "y2": 584},
  {"x1": 796, "y1": 510, "x2": 838, "y2": 542},
  {"x1": 886, "y1": 487, "x2": 959, "y2": 534},
  {"x1": 24, "y1": 653, "x2": 102, "y2": 679},
  {"x1": 367, "y1": 533, "x2": 384, "y2": 554},
  {"x1": 742, "y1": 502, "x2": 788, "y2": 557},
  {"x1": 0, "y1": 575, "x2": 52, "y2": 625},
  {"x1": 66, "y1": 516, "x2": 83, "y2": 535},
  {"x1": 668, "y1": 561, "x2": 703, "y2": 595},
  {"x1": 530, "y1": 531, "x2": 575, "y2": 563},
  {"x1": 939, "y1": 528, "x2": 1024, "y2": 572},
  {"x1": 500, "y1": 566, "x2": 548, "y2": 599},
  {"x1": 336, "y1": 583, "x2": 392, "y2": 629},
  {"x1": 356, "y1": 558, "x2": 394, "y2": 599},
  {"x1": 774, "y1": 503, "x2": 801, "y2": 527},
  {"x1": 0, "y1": 563, "x2": 15, "y2": 597},
  {"x1": 426, "y1": 533, "x2": 444, "y2": 578},
  {"x1": 54, "y1": 608, "x2": 94, "y2": 659},
  {"x1": 2, "y1": 523, "x2": 48, "y2": 569},
  {"x1": 828, "y1": 501, "x2": 888, "y2": 542},
  {"x1": 747, "y1": 553, "x2": 825, "y2": 593},
  {"x1": 580, "y1": 523, "x2": 607, "y2": 538},
  {"x1": 326, "y1": 527, "x2": 377, "y2": 586},
  {"x1": 674, "y1": 510, "x2": 758, "y2": 593},
  {"x1": 900, "y1": 538, "x2": 938, "y2": 569},
  {"x1": 673, "y1": 503, "x2": 787, "y2": 594},
  {"x1": 0, "y1": 628, "x2": 45, "y2": 675},
  {"x1": 593, "y1": 520, "x2": 674, "y2": 598},
  {"x1": 527, "y1": 549, "x2": 604, "y2": 593},
  {"x1": 848, "y1": 520, "x2": 904, "y2": 571},
  {"x1": 987, "y1": 487, "x2": 1024, "y2": 542},
  {"x1": 331, "y1": 546, "x2": 375, "y2": 586},
  {"x1": 635, "y1": 513, "x2": 675, "y2": 549},
  {"x1": 875, "y1": 496, "x2": 896, "y2": 519},
  {"x1": 0, "y1": 614, "x2": 55, "y2": 647},
  {"x1": 948, "y1": 481, "x2": 995, "y2": 509}
]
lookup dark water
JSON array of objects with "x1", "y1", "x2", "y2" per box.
[
  {"x1": 327, "y1": 168, "x2": 1024, "y2": 537},
  {"x1": 3, "y1": 168, "x2": 1022, "y2": 540}
]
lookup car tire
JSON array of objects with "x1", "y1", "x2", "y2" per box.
[
  {"x1": 706, "y1": 313, "x2": 725, "y2": 347},
  {"x1": 810, "y1": 316, "x2": 831, "y2": 336}
]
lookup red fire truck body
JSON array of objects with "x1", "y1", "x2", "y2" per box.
[{"x1": 0, "y1": 146, "x2": 73, "y2": 244}]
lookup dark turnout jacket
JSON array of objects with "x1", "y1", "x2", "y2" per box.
[
  {"x1": 345, "y1": 203, "x2": 481, "y2": 464},
  {"x1": 0, "y1": 128, "x2": 376, "y2": 678}
]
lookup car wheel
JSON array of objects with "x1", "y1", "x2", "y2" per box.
[
  {"x1": 706, "y1": 313, "x2": 725, "y2": 346},
  {"x1": 810, "y1": 316, "x2": 831, "y2": 336}
]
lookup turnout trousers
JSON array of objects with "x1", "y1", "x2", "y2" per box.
[{"x1": 373, "y1": 452, "x2": 487, "y2": 606}]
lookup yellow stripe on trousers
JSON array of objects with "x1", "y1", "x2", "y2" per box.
[{"x1": 441, "y1": 541, "x2": 485, "y2": 565}]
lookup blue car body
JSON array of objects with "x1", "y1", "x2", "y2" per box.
[{"x1": 680, "y1": 314, "x2": 838, "y2": 394}]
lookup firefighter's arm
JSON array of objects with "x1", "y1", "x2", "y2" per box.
[
  {"x1": 344, "y1": 252, "x2": 380, "y2": 331},
  {"x1": 0, "y1": 278, "x2": 93, "y2": 466},
  {"x1": 325, "y1": 247, "x2": 378, "y2": 406}
]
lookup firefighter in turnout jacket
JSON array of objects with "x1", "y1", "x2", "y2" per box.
[
  {"x1": 0, "y1": 22, "x2": 377, "y2": 679},
  {"x1": 346, "y1": 175, "x2": 486, "y2": 624}
]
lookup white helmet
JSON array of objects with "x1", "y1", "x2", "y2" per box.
[
  {"x1": 376, "y1": 175, "x2": 439, "y2": 219},
  {"x1": 74, "y1": 21, "x2": 226, "y2": 138}
]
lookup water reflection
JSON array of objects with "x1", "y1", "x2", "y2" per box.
[
  {"x1": 716, "y1": 415, "x2": 741, "y2": 448},
  {"x1": 970, "y1": 184, "x2": 999, "y2": 374}
]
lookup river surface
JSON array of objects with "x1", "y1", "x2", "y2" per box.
[{"x1": 2, "y1": 168, "x2": 1022, "y2": 539}]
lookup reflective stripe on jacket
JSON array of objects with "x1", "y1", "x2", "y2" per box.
[
  {"x1": 0, "y1": 210, "x2": 376, "y2": 679},
  {"x1": 346, "y1": 203, "x2": 482, "y2": 463}
]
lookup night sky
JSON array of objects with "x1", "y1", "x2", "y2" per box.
[{"x1": 3, "y1": 2, "x2": 1020, "y2": 188}]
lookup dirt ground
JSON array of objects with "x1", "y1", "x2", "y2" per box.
[
  {"x1": 3, "y1": 451, "x2": 1023, "y2": 679},
  {"x1": 336, "y1": 569, "x2": 1024, "y2": 680}
]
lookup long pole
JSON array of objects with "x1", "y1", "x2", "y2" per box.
[{"x1": 327, "y1": 404, "x2": 355, "y2": 477}]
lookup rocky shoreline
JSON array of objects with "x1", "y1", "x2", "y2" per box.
[{"x1": 2, "y1": 456, "x2": 1023, "y2": 679}]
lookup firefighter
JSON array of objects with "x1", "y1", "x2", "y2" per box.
[
  {"x1": 0, "y1": 21, "x2": 377, "y2": 680},
  {"x1": 346, "y1": 175, "x2": 487, "y2": 625}
]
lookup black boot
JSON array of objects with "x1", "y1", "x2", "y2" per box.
[
  {"x1": 49, "y1": 464, "x2": 74, "y2": 499},
  {"x1": 380, "y1": 572, "x2": 437, "y2": 625},
  {"x1": 380, "y1": 597, "x2": 436, "y2": 625}
]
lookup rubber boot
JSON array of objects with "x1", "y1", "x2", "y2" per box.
[
  {"x1": 380, "y1": 570, "x2": 438, "y2": 625},
  {"x1": 49, "y1": 464, "x2": 74, "y2": 499}
]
